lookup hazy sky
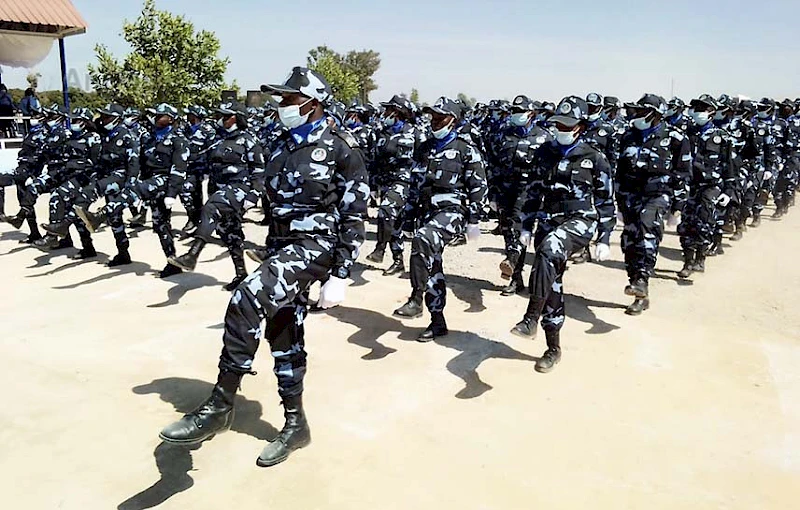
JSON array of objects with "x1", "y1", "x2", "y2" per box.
[{"x1": 1, "y1": 0, "x2": 799, "y2": 103}]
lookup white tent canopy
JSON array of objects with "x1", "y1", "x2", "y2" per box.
[{"x1": 0, "y1": 32, "x2": 55, "y2": 68}]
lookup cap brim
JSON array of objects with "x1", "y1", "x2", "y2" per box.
[
  {"x1": 423, "y1": 106, "x2": 455, "y2": 116},
  {"x1": 261, "y1": 84, "x2": 301, "y2": 95},
  {"x1": 549, "y1": 116, "x2": 581, "y2": 128}
]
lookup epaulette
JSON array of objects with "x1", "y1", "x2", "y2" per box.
[{"x1": 333, "y1": 128, "x2": 359, "y2": 149}]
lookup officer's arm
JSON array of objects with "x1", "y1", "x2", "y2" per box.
[
  {"x1": 463, "y1": 145, "x2": 488, "y2": 224},
  {"x1": 592, "y1": 153, "x2": 616, "y2": 245},
  {"x1": 248, "y1": 137, "x2": 267, "y2": 195},
  {"x1": 333, "y1": 142, "x2": 369, "y2": 273},
  {"x1": 126, "y1": 133, "x2": 140, "y2": 180},
  {"x1": 722, "y1": 136, "x2": 737, "y2": 197},
  {"x1": 670, "y1": 134, "x2": 692, "y2": 214},
  {"x1": 167, "y1": 137, "x2": 189, "y2": 199}
]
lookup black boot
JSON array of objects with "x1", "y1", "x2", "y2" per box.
[
  {"x1": 224, "y1": 248, "x2": 248, "y2": 292},
  {"x1": 730, "y1": 229, "x2": 743, "y2": 241},
  {"x1": 393, "y1": 296, "x2": 423, "y2": 318},
  {"x1": 751, "y1": 212, "x2": 761, "y2": 227},
  {"x1": 418, "y1": 313, "x2": 448, "y2": 342},
  {"x1": 33, "y1": 235, "x2": 59, "y2": 249},
  {"x1": 42, "y1": 221, "x2": 71, "y2": 239},
  {"x1": 159, "y1": 263, "x2": 183, "y2": 278},
  {"x1": 245, "y1": 246, "x2": 269, "y2": 264},
  {"x1": 74, "y1": 206, "x2": 106, "y2": 234},
  {"x1": 383, "y1": 257, "x2": 405, "y2": 276},
  {"x1": 6, "y1": 212, "x2": 26, "y2": 229},
  {"x1": 129, "y1": 208, "x2": 147, "y2": 228},
  {"x1": 625, "y1": 298, "x2": 650, "y2": 316},
  {"x1": 449, "y1": 233, "x2": 467, "y2": 247},
  {"x1": 53, "y1": 236, "x2": 74, "y2": 250},
  {"x1": 177, "y1": 220, "x2": 197, "y2": 239},
  {"x1": 626, "y1": 277, "x2": 648, "y2": 298},
  {"x1": 73, "y1": 242, "x2": 97, "y2": 260},
  {"x1": 510, "y1": 297, "x2": 545, "y2": 339},
  {"x1": 366, "y1": 248, "x2": 385, "y2": 264},
  {"x1": 692, "y1": 253, "x2": 706, "y2": 273},
  {"x1": 677, "y1": 250, "x2": 695, "y2": 279},
  {"x1": 108, "y1": 249, "x2": 132, "y2": 267},
  {"x1": 167, "y1": 238, "x2": 206, "y2": 272},
  {"x1": 256, "y1": 394, "x2": 311, "y2": 467},
  {"x1": 501, "y1": 275, "x2": 525, "y2": 296},
  {"x1": 159, "y1": 374, "x2": 239, "y2": 445},
  {"x1": 499, "y1": 257, "x2": 515, "y2": 280},
  {"x1": 535, "y1": 331, "x2": 562, "y2": 373}
]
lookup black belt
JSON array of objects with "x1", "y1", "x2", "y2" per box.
[{"x1": 543, "y1": 199, "x2": 592, "y2": 214}]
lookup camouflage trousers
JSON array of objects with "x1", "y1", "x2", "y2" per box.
[
  {"x1": 195, "y1": 183, "x2": 249, "y2": 265},
  {"x1": 48, "y1": 177, "x2": 94, "y2": 245},
  {"x1": 497, "y1": 176, "x2": 529, "y2": 273},
  {"x1": 774, "y1": 159, "x2": 799, "y2": 211},
  {"x1": 377, "y1": 182, "x2": 410, "y2": 259},
  {"x1": 618, "y1": 191, "x2": 670, "y2": 282},
  {"x1": 751, "y1": 166, "x2": 774, "y2": 216},
  {"x1": 678, "y1": 185, "x2": 720, "y2": 254},
  {"x1": 179, "y1": 171, "x2": 205, "y2": 225},
  {"x1": 409, "y1": 209, "x2": 465, "y2": 314},
  {"x1": 529, "y1": 215, "x2": 596, "y2": 333},
  {"x1": 104, "y1": 175, "x2": 175, "y2": 256},
  {"x1": 219, "y1": 236, "x2": 335, "y2": 397}
]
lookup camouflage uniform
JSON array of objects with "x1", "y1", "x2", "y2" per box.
[
  {"x1": 0, "y1": 123, "x2": 48, "y2": 229},
  {"x1": 220, "y1": 119, "x2": 368, "y2": 397},
  {"x1": 519, "y1": 141, "x2": 615, "y2": 333},
  {"x1": 749, "y1": 116, "x2": 780, "y2": 222},
  {"x1": 777, "y1": 114, "x2": 800, "y2": 213},
  {"x1": 99, "y1": 126, "x2": 188, "y2": 257},
  {"x1": 617, "y1": 123, "x2": 691, "y2": 284},
  {"x1": 180, "y1": 121, "x2": 217, "y2": 227},
  {"x1": 408, "y1": 131, "x2": 486, "y2": 316}
]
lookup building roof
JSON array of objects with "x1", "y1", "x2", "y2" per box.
[{"x1": 0, "y1": 0, "x2": 87, "y2": 38}]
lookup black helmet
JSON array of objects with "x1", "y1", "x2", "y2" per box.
[
  {"x1": 666, "y1": 97, "x2": 685, "y2": 116},
  {"x1": 185, "y1": 105, "x2": 209, "y2": 119}
]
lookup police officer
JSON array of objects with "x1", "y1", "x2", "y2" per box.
[
  {"x1": 177, "y1": 105, "x2": 217, "y2": 238},
  {"x1": 168, "y1": 101, "x2": 265, "y2": 291},
  {"x1": 616, "y1": 94, "x2": 690, "y2": 313},
  {"x1": 493, "y1": 94, "x2": 553, "y2": 295},
  {"x1": 76, "y1": 104, "x2": 189, "y2": 276},
  {"x1": 4, "y1": 105, "x2": 71, "y2": 245},
  {"x1": 778, "y1": 100, "x2": 800, "y2": 217},
  {"x1": 35, "y1": 108, "x2": 102, "y2": 258},
  {"x1": 365, "y1": 95, "x2": 419, "y2": 275},
  {"x1": 665, "y1": 97, "x2": 690, "y2": 133},
  {"x1": 393, "y1": 96, "x2": 487, "y2": 340},
  {"x1": 713, "y1": 95, "x2": 749, "y2": 243},
  {"x1": 510, "y1": 96, "x2": 615, "y2": 372},
  {"x1": 750, "y1": 98, "x2": 780, "y2": 227},
  {"x1": 158, "y1": 67, "x2": 368, "y2": 468},
  {"x1": 677, "y1": 96, "x2": 734, "y2": 277}
]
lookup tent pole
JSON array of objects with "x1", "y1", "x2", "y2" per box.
[{"x1": 59, "y1": 38, "x2": 70, "y2": 114}]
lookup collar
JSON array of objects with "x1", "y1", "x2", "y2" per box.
[
  {"x1": 390, "y1": 119, "x2": 406, "y2": 134},
  {"x1": 155, "y1": 125, "x2": 173, "y2": 141},
  {"x1": 290, "y1": 117, "x2": 326, "y2": 145},
  {"x1": 640, "y1": 122, "x2": 661, "y2": 140},
  {"x1": 558, "y1": 140, "x2": 581, "y2": 157},
  {"x1": 435, "y1": 130, "x2": 457, "y2": 150}
]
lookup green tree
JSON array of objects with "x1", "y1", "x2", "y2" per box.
[
  {"x1": 307, "y1": 46, "x2": 359, "y2": 103},
  {"x1": 344, "y1": 49, "x2": 381, "y2": 103},
  {"x1": 456, "y1": 93, "x2": 477, "y2": 108},
  {"x1": 87, "y1": 0, "x2": 231, "y2": 109},
  {"x1": 410, "y1": 88, "x2": 420, "y2": 105},
  {"x1": 26, "y1": 72, "x2": 42, "y2": 90}
]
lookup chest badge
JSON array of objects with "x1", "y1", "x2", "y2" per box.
[
  {"x1": 580, "y1": 159, "x2": 594, "y2": 169},
  {"x1": 713, "y1": 136, "x2": 722, "y2": 144},
  {"x1": 311, "y1": 148, "x2": 327, "y2": 162},
  {"x1": 660, "y1": 138, "x2": 670, "y2": 147},
  {"x1": 598, "y1": 129, "x2": 608, "y2": 137}
]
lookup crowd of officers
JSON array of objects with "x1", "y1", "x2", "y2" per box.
[{"x1": 1, "y1": 66, "x2": 797, "y2": 468}]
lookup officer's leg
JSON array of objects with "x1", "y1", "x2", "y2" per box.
[
  {"x1": 369, "y1": 188, "x2": 403, "y2": 263},
  {"x1": 638, "y1": 195, "x2": 669, "y2": 288},
  {"x1": 220, "y1": 215, "x2": 248, "y2": 291},
  {"x1": 419, "y1": 211, "x2": 461, "y2": 340},
  {"x1": 178, "y1": 174, "x2": 198, "y2": 234},
  {"x1": 169, "y1": 188, "x2": 232, "y2": 272},
  {"x1": 618, "y1": 193, "x2": 638, "y2": 285}
]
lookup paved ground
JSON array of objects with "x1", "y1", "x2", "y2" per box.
[{"x1": 1, "y1": 197, "x2": 798, "y2": 509}]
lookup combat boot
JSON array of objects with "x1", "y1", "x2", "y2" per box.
[
  {"x1": 33, "y1": 235, "x2": 59, "y2": 249},
  {"x1": 750, "y1": 212, "x2": 761, "y2": 227},
  {"x1": 501, "y1": 275, "x2": 526, "y2": 296},
  {"x1": 42, "y1": 221, "x2": 71, "y2": 238},
  {"x1": 5, "y1": 211, "x2": 26, "y2": 230},
  {"x1": 535, "y1": 330, "x2": 562, "y2": 373},
  {"x1": 677, "y1": 249, "x2": 695, "y2": 279},
  {"x1": 366, "y1": 248, "x2": 385, "y2": 264},
  {"x1": 74, "y1": 206, "x2": 106, "y2": 234},
  {"x1": 511, "y1": 297, "x2": 544, "y2": 339},
  {"x1": 383, "y1": 257, "x2": 405, "y2": 276},
  {"x1": 625, "y1": 298, "x2": 650, "y2": 316},
  {"x1": 571, "y1": 247, "x2": 591, "y2": 264},
  {"x1": 224, "y1": 248, "x2": 248, "y2": 292},
  {"x1": 449, "y1": 234, "x2": 467, "y2": 247},
  {"x1": 418, "y1": 312, "x2": 448, "y2": 342},
  {"x1": 692, "y1": 253, "x2": 706, "y2": 273},
  {"x1": 177, "y1": 220, "x2": 197, "y2": 239},
  {"x1": 499, "y1": 258, "x2": 515, "y2": 280},
  {"x1": 73, "y1": 242, "x2": 97, "y2": 260},
  {"x1": 160, "y1": 380, "x2": 237, "y2": 445},
  {"x1": 730, "y1": 229, "x2": 743, "y2": 241},
  {"x1": 167, "y1": 238, "x2": 206, "y2": 272},
  {"x1": 257, "y1": 394, "x2": 311, "y2": 467},
  {"x1": 108, "y1": 249, "x2": 132, "y2": 267},
  {"x1": 159, "y1": 263, "x2": 183, "y2": 278},
  {"x1": 129, "y1": 208, "x2": 147, "y2": 228},
  {"x1": 393, "y1": 297, "x2": 423, "y2": 319},
  {"x1": 53, "y1": 236, "x2": 74, "y2": 250},
  {"x1": 626, "y1": 277, "x2": 648, "y2": 298}
]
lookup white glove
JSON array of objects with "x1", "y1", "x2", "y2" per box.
[
  {"x1": 243, "y1": 199, "x2": 257, "y2": 211},
  {"x1": 519, "y1": 230, "x2": 532, "y2": 248},
  {"x1": 593, "y1": 243, "x2": 611, "y2": 262},
  {"x1": 317, "y1": 276, "x2": 347, "y2": 309},
  {"x1": 667, "y1": 212, "x2": 681, "y2": 227},
  {"x1": 466, "y1": 224, "x2": 481, "y2": 242},
  {"x1": 163, "y1": 197, "x2": 176, "y2": 209},
  {"x1": 24, "y1": 177, "x2": 33, "y2": 187},
  {"x1": 489, "y1": 201, "x2": 498, "y2": 212},
  {"x1": 717, "y1": 193, "x2": 731, "y2": 207},
  {"x1": 763, "y1": 171, "x2": 773, "y2": 181}
]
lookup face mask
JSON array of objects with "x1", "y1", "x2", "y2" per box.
[
  {"x1": 632, "y1": 117, "x2": 652, "y2": 130},
  {"x1": 383, "y1": 115, "x2": 396, "y2": 127},
  {"x1": 665, "y1": 108, "x2": 678, "y2": 117},
  {"x1": 216, "y1": 118, "x2": 225, "y2": 128},
  {"x1": 46, "y1": 119, "x2": 61, "y2": 128},
  {"x1": 534, "y1": 113, "x2": 547, "y2": 123},
  {"x1": 690, "y1": 110, "x2": 711, "y2": 126},
  {"x1": 103, "y1": 119, "x2": 118, "y2": 131},
  {"x1": 509, "y1": 112, "x2": 530, "y2": 127},
  {"x1": 147, "y1": 115, "x2": 156, "y2": 126},
  {"x1": 30, "y1": 118, "x2": 40, "y2": 127},
  {"x1": 713, "y1": 111, "x2": 726, "y2": 121},
  {"x1": 555, "y1": 127, "x2": 579, "y2": 146},
  {"x1": 491, "y1": 112, "x2": 501, "y2": 121},
  {"x1": 123, "y1": 118, "x2": 135, "y2": 127},
  {"x1": 587, "y1": 112, "x2": 601, "y2": 122},
  {"x1": 225, "y1": 123, "x2": 238, "y2": 133},
  {"x1": 345, "y1": 119, "x2": 359, "y2": 128},
  {"x1": 432, "y1": 119, "x2": 453, "y2": 139},
  {"x1": 278, "y1": 98, "x2": 313, "y2": 129},
  {"x1": 70, "y1": 122, "x2": 84, "y2": 133},
  {"x1": 757, "y1": 110, "x2": 770, "y2": 119}
]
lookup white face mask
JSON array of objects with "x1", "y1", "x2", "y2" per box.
[
  {"x1": 509, "y1": 112, "x2": 530, "y2": 127},
  {"x1": 555, "y1": 127, "x2": 579, "y2": 146},
  {"x1": 632, "y1": 117, "x2": 652, "y2": 130},
  {"x1": 216, "y1": 118, "x2": 225, "y2": 128},
  {"x1": 757, "y1": 110, "x2": 770, "y2": 119},
  {"x1": 46, "y1": 119, "x2": 61, "y2": 128},
  {"x1": 30, "y1": 118, "x2": 40, "y2": 127},
  {"x1": 382, "y1": 115, "x2": 396, "y2": 127},
  {"x1": 103, "y1": 119, "x2": 118, "y2": 131},
  {"x1": 432, "y1": 119, "x2": 454, "y2": 139},
  {"x1": 690, "y1": 110, "x2": 711, "y2": 126},
  {"x1": 70, "y1": 122, "x2": 84, "y2": 133},
  {"x1": 587, "y1": 111, "x2": 601, "y2": 122},
  {"x1": 123, "y1": 118, "x2": 135, "y2": 127},
  {"x1": 278, "y1": 98, "x2": 313, "y2": 129},
  {"x1": 713, "y1": 111, "x2": 726, "y2": 121}
]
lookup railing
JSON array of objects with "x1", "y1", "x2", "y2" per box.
[{"x1": 0, "y1": 115, "x2": 31, "y2": 149}]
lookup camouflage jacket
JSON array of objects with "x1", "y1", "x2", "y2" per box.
[
  {"x1": 97, "y1": 125, "x2": 140, "y2": 181},
  {"x1": 139, "y1": 126, "x2": 189, "y2": 198}
]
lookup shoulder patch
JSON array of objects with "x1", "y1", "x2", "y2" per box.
[
  {"x1": 444, "y1": 149, "x2": 459, "y2": 160},
  {"x1": 334, "y1": 130, "x2": 359, "y2": 150},
  {"x1": 713, "y1": 135, "x2": 722, "y2": 144},
  {"x1": 598, "y1": 129, "x2": 608, "y2": 137},
  {"x1": 580, "y1": 159, "x2": 594, "y2": 169},
  {"x1": 660, "y1": 138, "x2": 671, "y2": 147}
]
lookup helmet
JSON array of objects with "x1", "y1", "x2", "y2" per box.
[
  {"x1": 690, "y1": 94, "x2": 719, "y2": 111},
  {"x1": 261, "y1": 66, "x2": 332, "y2": 103},
  {"x1": 326, "y1": 100, "x2": 346, "y2": 125},
  {"x1": 214, "y1": 100, "x2": 248, "y2": 119},
  {"x1": 665, "y1": 97, "x2": 685, "y2": 116},
  {"x1": 422, "y1": 96, "x2": 461, "y2": 118},
  {"x1": 99, "y1": 103, "x2": 125, "y2": 118}
]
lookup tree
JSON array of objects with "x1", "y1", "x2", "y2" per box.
[
  {"x1": 344, "y1": 49, "x2": 381, "y2": 103},
  {"x1": 306, "y1": 46, "x2": 359, "y2": 103},
  {"x1": 26, "y1": 72, "x2": 42, "y2": 90},
  {"x1": 410, "y1": 88, "x2": 420, "y2": 105},
  {"x1": 88, "y1": 0, "x2": 231, "y2": 109},
  {"x1": 457, "y1": 93, "x2": 477, "y2": 108}
]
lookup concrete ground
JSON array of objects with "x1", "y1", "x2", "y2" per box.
[{"x1": 1, "y1": 196, "x2": 798, "y2": 510}]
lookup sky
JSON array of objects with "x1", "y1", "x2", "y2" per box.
[{"x1": 1, "y1": 0, "x2": 799, "y2": 104}]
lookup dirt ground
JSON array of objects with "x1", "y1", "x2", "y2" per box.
[{"x1": 1, "y1": 196, "x2": 798, "y2": 510}]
